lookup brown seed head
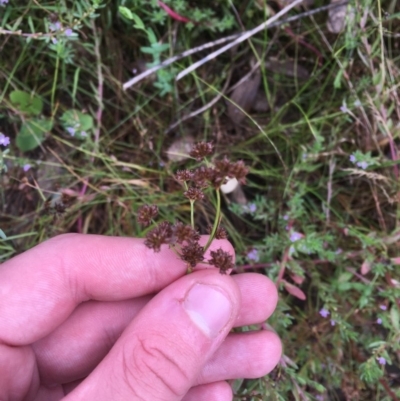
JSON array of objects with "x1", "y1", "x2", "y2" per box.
[
  {"x1": 176, "y1": 169, "x2": 194, "y2": 182},
  {"x1": 189, "y1": 142, "x2": 214, "y2": 161},
  {"x1": 137, "y1": 204, "x2": 158, "y2": 227},
  {"x1": 229, "y1": 160, "x2": 249, "y2": 184},
  {"x1": 184, "y1": 187, "x2": 205, "y2": 201},
  {"x1": 172, "y1": 221, "x2": 201, "y2": 244},
  {"x1": 181, "y1": 241, "x2": 205, "y2": 267},
  {"x1": 144, "y1": 221, "x2": 173, "y2": 252},
  {"x1": 207, "y1": 224, "x2": 228, "y2": 240},
  {"x1": 209, "y1": 248, "x2": 234, "y2": 274}
]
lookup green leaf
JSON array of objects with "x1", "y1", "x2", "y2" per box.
[
  {"x1": 390, "y1": 305, "x2": 399, "y2": 331},
  {"x1": 16, "y1": 118, "x2": 53, "y2": 151},
  {"x1": 131, "y1": 13, "x2": 145, "y2": 30},
  {"x1": 10, "y1": 90, "x2": 43, "y2": 116},
  {"x1": 118, "y1": 6, "x2": 134, "y2": 20},
  {"x1": 0, "y1": 229, "x2": 6, "y2": 240},
  {"x1": 61, "y1": 109, "x2": 93, "y2": 131}
]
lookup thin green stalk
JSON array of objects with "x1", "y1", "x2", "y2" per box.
[
  {"x1": 190, "y1": 200, "x2": 194, "y2": 229},
  {"x1": 51, "y1": 55, "x2": 60, "y2": 113},
  {"x1": 203, "y1": 189, "x2": 221, "y2": 252}
]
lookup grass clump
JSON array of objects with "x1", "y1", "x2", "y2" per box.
[{"x1": 1, "y1": 0, "x2": 400, "y2": 399}]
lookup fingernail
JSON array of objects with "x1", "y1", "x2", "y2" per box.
[{"x1": 184, "y1": 283, "x2": 233, "y2": 338}]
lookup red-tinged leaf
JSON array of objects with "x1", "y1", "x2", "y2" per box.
[
  {"x1": 158, "y1": 1, "x2": 191, "y2": 23},
  {"x1": 360, "y1": 259, "x2": 371, "y2": 275},
  {"x1": 282, "y1": 280, "x2": 306, "y2": 300},
  {"x1": 290, "y1": 273, "x2": 305, "y2": 285},
  {"x1": 390, "y1": 257, "x2": 400, "y2": 265}
]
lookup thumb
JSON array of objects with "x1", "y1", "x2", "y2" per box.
[{"x1": 64, "y1": 269, "x2": 241, "y2": 401}]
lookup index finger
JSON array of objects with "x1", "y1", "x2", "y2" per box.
[{"x1": 0, "y1": 233, "x2": 234, "y2": 346}]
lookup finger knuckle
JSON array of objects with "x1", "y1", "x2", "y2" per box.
[{"x1": 122, "y1": 332, "x2": 191, "y2": 399}]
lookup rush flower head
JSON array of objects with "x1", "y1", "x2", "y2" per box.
[
  {"x1": 228, "y1": 160, "x2": 249, "y2": 184},
  {"x1": 209, "y1": 248, "x2": 234, "y2": 274},
  {"x1": 189, "y1": 142, "x2": 214, "y2": 161},
  {"x1": 192, "y1": 166, "x2": 214, "y2": 188},
  {"x1": 172, "y1": 221, "x2": 200, "y2": 244},
  {"x1": 181, "y1": 241, "x2": 205, "y2": 267},
  {"x1": 137, "y1": 204, "x2": 158, "y2": 227},
  {"x1": 144, "y1": 221, "x2": 173, "y2": 252},
  {"x1": 175, "y1": 169, "x2": 193, "y2": 182},
  {"x1": 183, "y1": 187, "x2": 204, "y2": 201}
]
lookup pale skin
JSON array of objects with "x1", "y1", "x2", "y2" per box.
[{"x1": 0, "y1": 234, "x2": 282, "y2": 401}]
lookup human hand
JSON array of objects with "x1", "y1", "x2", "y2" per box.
[{"x1": 0, "y1": 234, "x2": 281, "y2": 400}]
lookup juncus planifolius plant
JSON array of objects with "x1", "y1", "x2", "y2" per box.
[{"x1": 137, "y1": 142, "x2": 249, "y2": 274}]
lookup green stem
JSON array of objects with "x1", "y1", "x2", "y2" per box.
[
  {"x1": 51, "y1": 55, "x2": 60, "y2": 113},
  {"x1": 190, "y1": 200, "x2": 194, "y2": 229},
  {"x1": 203, "y1": 189, "x2": 221, "y2": 252}
]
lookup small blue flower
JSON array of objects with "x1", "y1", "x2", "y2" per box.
[
  {"x1": 80, "y1": 131, "x2": 88, "y2": 137},
  {"x1": 247, "y1": 203, "x2": 257, "y2": 213},
  {"x1": 379, "y1": 305, "x2": 387, "y2": 311},
  {"x1": 23, "y1": 164, "x2": 32, "y2": 172},
  {"x1": 0, "y1": 133, "x2": 10, "y2": 146},
  {"x1": 52, "y1": 38, "x2": 58, "y2": 44},
  {"x1": 319, "y1": 308, "x2": 330, "y2": 318},
  {"x1": 340, "y1": 101, "x2": 349, "y2": 113},
  {"x1": 356, "y1": 160, "x2": 369, "y2": 170},
  {"x1": 349, "y1": 154, "x2": 356, "y2": 163},
  {"x1": 49, "y1": 21, "x2": 61, "y2": 32},
  {"x1": 247, "y1": 249, "x2": 259, "y2": 262},
  {"x1": 330, "y1": 319, "x2": 336, "y2": 326},
  {"x1": 0, "y1": 0, "x2": 9, "y2": 6},
  {"x1": 377, "y1": 357, "x2": 386, "y2": 366},
  {"x1": 290, "y1": 231, "x2": 303, "y2": 242},
  {"x1": 376, "y1": 318, "x2": 382, "y2": 324},
  {"x1": 65, "y1": 28, "x2": 73, "y2": 37},
  {"x1": 66, "y1": 127, "x2": 76, "y2": 136}
]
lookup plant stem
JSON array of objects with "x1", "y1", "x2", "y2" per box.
[
  {"x1": 190, "y1": 200, "x2": 194, "y2": 229},
  {"x1": 203, "y1": 188, "x2": 221, "y2": 252}
]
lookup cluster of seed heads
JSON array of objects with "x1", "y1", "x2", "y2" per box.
[{"x1": 137, "y1": 142, "x2": 249, "y2": 274}]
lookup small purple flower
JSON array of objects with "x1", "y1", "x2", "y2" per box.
[
  {"x1": 49, "y1": 21, "x2": 61, "y2": 32},
  {"x1": 0, "y1": 0, "x2": 9, "y2": 5},
  {"x1": 319, "y1": 308, "x2": 330, "y2": 318},
  {"x1": 0, "y1": 133, "x2": 10, "y2": 146},
  {"x1": 247, "y1": 203, "x2": 257, "y2": 213},
  {"x1": 376, "y1": 318, "x2": 382, "y2": 324},
  {"x1": 377, "y1": 357, "x2": 386, "y2": 366},
  {"x1": 64, "y1": 28, "x2": 73, "y2": 37},
  {"x1": 23, "y1": 164, "x2": 32, "y2": 172},
  {"x1": 247, "y1": 249, "x2": 259, "y2": 262},
  {"x1": 290, "y1": 231, "x2": 303, "y2": 242},
  {"x1": 349, "y1": 154, "x2": 356, "y2": 163},
  {"x1": 66, "y1": 127, "x2": 76, "y2": 136},
  {"x1": 340, "y1": 102, "x2": 349, "y2": 113},
  {"x1": 356, "y1": 161, "x2": 369, "y2": 170},
  {"x1": 379, "y1": 305, "x2": 387, "y2": 311},
  {"x1": 52, "y1": 38, "x2": 58, "y2": 44},
  {"x1": 316, "y1": 395, "x2": 324, "y2": 401},
  {"x1": 330, "y1": 319, "x2": 336, "y2": 326},
  {"x1": 80, "y1": 131, "x2": 87, "y2": 137},
  {"x1": 283, "y1": 214, "x2": 289, "y2": 221},
  {"x1": 335, "y1": 248, "x2": 342, "y2": 254}
]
